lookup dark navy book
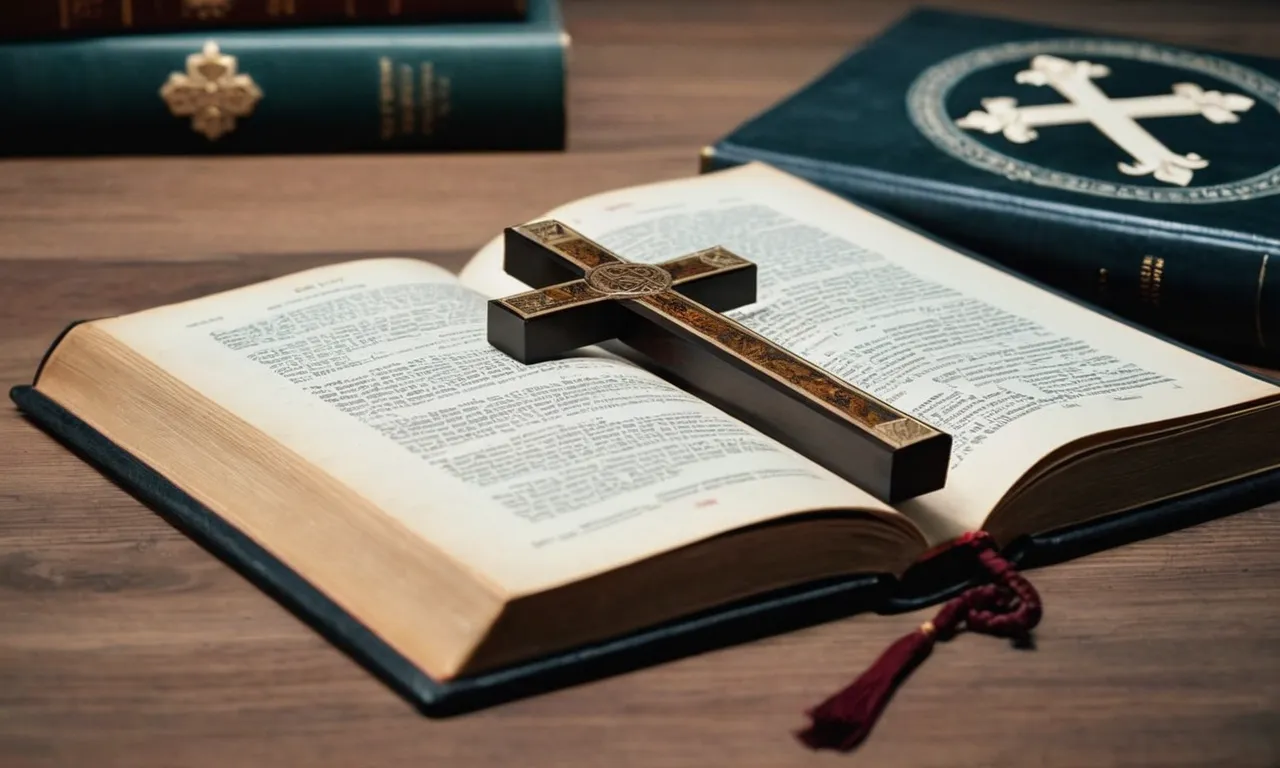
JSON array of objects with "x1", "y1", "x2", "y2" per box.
[{"x1": 702, "y1": 8, "x2": 1280, "y2": 364}]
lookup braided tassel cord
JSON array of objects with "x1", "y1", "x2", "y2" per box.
[{"x1": 797, "y1": 532, "x2": 1042, "y2": 752}]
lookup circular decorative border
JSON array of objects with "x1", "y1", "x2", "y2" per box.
[{"x1": 906, "y1": 38, "x2": 1280, "y2": 204}]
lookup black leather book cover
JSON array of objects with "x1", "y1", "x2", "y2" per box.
[
  {"x1": 704, "y1": 8, "x2": 1280, "y2": 363},
  {"x1": 11, "y1": 381, "x2": 1280, "y2": 712}
]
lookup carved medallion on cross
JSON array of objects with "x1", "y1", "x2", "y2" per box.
[
  {"x1": 957, "y1": 54, "x2": 1255, "y2": 186},
  {"x1": 488, "y1": 221, "x2": 951, "y2": 503},
  {"x1": 160, "y1": 41, "x2": 263, "y2": 141}
]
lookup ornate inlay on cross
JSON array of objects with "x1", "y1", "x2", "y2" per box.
[
  {"x1": 487, "y1": 220, "x2": 954, "y2": 502},
  {"x1": 493, "y1": 222, "x2": 945, "y2": 447},
  {"x1": 957, "y1": 54, "x2": 1256, "y2": 186}
]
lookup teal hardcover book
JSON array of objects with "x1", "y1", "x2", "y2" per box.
[
  {"x1": 0, "y1": 0, "x2": 566, "y2": 154},
  {"x1": 703, "y1": 9, "x2": 1280, "y2": 364}
]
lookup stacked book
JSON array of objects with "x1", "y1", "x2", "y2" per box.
[
  {"x1": 702, "y1": 10, "x2": 1280, "y2": 364},
  {"x1": 0, "y1": 0, "x2": 568, "y2": 154}
]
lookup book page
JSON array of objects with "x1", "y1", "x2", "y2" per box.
[
  {"x1": 460, "y1": 163, "x2": 1279, "y2": 543},
  {"x1": 99, "y1": 257, "x2": 901, "y2": 594}
]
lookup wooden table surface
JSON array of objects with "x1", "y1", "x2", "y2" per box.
[{"x1": 3, "y1": 1, "x2": 1279, "y2": 766}]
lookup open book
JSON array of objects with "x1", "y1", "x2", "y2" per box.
[{"x1": 14, "y1": 163, "x2": 1280, "y2": 702}]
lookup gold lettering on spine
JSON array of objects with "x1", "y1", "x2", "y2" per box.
[
  {"x1": 420, "y1": 62, "x2": 435, "y2": 136},
  {"x1": 1256, "y1": 253, "x2": 1270, "y2": 350},
  {"x1": 398, "y1": 64, "x2": 415, "y2": 135},
  {"x1": 379, "y1": 57, "x2": 396, "y2": 141},
  {"x1": 378, "y1": 57, "x2": 437, "y2": 141},
  {"x1": 437, "y1": 75, "x2": 451, "y2": 119},
  {"x1": 1138, "y1": 255, "x2": 1165, "y2": 307},
  {"x1": 184, "y1": 0, "x2": 233, "y2": 19},
  {"x1": 69, "y1": 0, "x2": 105, "y2": 22}
]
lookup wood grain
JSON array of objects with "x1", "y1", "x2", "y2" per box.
[{"x1": 2, "y1": 1, "x2": 1279, "y2": 766}]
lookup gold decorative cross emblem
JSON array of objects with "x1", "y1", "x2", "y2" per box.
[
  {"x1": 182, "y1": 0, "x2": 233, "y2": 19},
  {"x1": 160, "y1": 41, "x2": 263, "y2": 141}
]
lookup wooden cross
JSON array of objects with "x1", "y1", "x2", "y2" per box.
[{"x1": 487, "y1": 220, "x2": 951, "y2": 503}]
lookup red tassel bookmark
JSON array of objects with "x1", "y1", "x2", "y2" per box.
[{"x1": 796, "y1": 532, "x2": 1042, "y2": 752}]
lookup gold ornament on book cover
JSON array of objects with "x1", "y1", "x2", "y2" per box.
[
  {"x1": 182, "y1": 0, "x2": 233, "y2": 19},
  {"x1": 160, "y1": 41, "x2": 262, "y2": 141}
]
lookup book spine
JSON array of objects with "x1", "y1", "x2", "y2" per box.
[
  {"x1": 703, "y1": 147, "x2": 1280, "y2": 365},
  {"x1": 0, "y1": 26, "x2": 566, "y2": 154},
  {"x1": 1, "y1": 1, "x2": 525, "y2": 38},
  {"x1": 914, "y1": 203, "x2": 1280, "y2": 364}
]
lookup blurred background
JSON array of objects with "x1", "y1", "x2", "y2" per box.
[
  {"x1": 2, "y1": 0, "x2": 1276, "y2": 261},
  {"x1": 3, "y1": 0, "x2": 1280, "y2": 364}
]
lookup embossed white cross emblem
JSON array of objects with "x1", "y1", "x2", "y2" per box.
[{"x1": 957, "y1": 55, "x2": 1255, "y2": 186}]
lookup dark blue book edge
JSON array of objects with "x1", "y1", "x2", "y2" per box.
[
  {"x1": 9, "y1": 382, "x2": 897, "y2": 715},
  {"x1": 11, "y1": 374, "x2": 1280, "y2": 712},
  {"x1": 702, "y1": 143, "x2": 1280, "y2": 255}
]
